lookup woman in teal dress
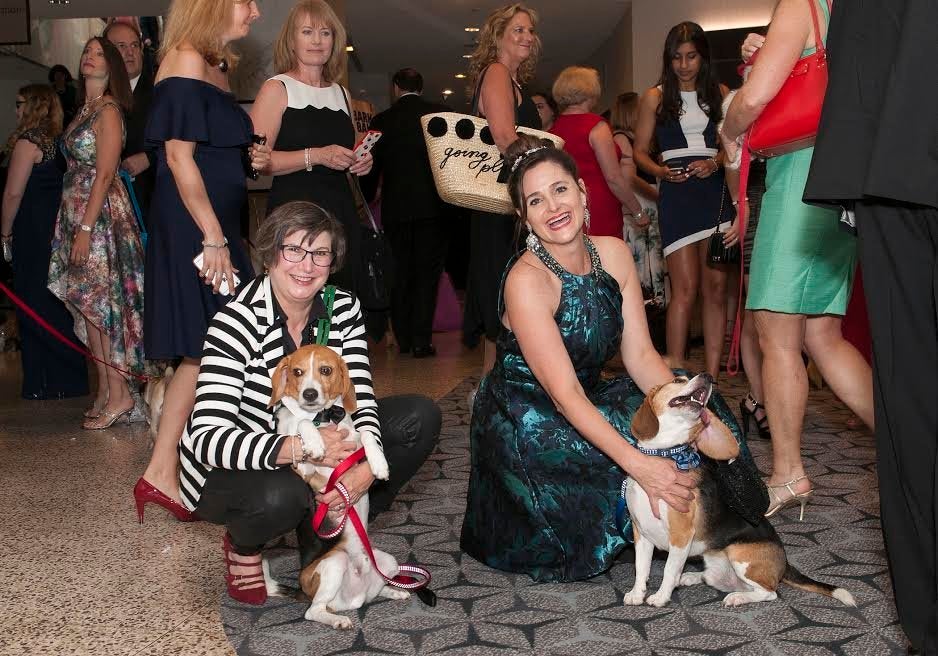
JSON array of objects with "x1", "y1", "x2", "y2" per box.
[
  {"x1": 720, "y1": 0, "x2": 873, "y2": 519},
  {"x1": 460, "y1": 135, "x2": 745, "y2": 582}
]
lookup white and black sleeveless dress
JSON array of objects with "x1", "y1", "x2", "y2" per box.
[
  {"x1": 266, "y1": 74, "x2": 359, "y2": 293},
  {"x1": 654, "y1": 89, "x2": 735, "y2": 257}
]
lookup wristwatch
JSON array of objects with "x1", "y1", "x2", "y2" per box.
[{"x1": 79, "y1": 224, "x2": 92, "y2": 233}]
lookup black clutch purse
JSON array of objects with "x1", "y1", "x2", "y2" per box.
[{"x1": 707, "y1": 187, "x2": 739, "y2": 265}]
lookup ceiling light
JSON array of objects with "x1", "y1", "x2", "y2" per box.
[
  {"x1": 462, "y1": 54, "x2": 472, "y2": 59},
  {"x1": 442, "y1": 89, "x2": 453, "y2": 96},
  {"x1": 345, "y1": 46, "x2": 354, "y2": 52},
  {"x1": 454, "y1": 73, "x2": 466, "y2": 79},
  {"x1": 464, "y1": 27, "x2": 479, "y2": 32}
]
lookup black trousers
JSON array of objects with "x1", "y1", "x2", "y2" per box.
[
  {"x1": 385, "y1": 217, "x2": 449, "y2": 351},
  {"x1": 195, "y1": 394, "x2": 441, "y2": 565},
  {"x1": 856, "y1": 201, "x2": 938, "y2": 655}
]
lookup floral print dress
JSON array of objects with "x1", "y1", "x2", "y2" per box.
[{"x1": 47, "y1": 100, "x2": 150, "y2": 378}]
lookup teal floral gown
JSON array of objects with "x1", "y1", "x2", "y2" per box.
[
  {"x1": 461, "y1": 236, "x2": 743, "y2": 582},
  {"x1": 47, "y1": 101, "x2": 150, "y2": 378}
]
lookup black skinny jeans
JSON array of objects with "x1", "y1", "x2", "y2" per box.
[{"x1": 195, "y1": 394, "x2": 441, "y2": 564}]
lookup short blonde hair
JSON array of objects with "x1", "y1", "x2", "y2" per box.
[
  {"x1": 469, "y1": 4, "x2": 541, "y2": 87},
  {"x1": 160, "y1": 0, "x2": 253, "y2": 69},
  {"x1": 274, "y1": 0, "x2": 347, "y2": 81},
  {"x1": 552, "y1": 66, "x2": 601, "y2": 111}
]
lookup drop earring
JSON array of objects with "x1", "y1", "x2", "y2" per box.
[
  {"x1": 525, "y1": 229, "x2": 539, "y2": 251},
  {"x1": 584, "y1": 207, "x2": 591, "y2": 231}
]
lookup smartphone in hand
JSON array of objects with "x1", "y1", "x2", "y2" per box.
[
  {"x1": 353, "y1": 130, "x2": 382, "y2": 159},
  {"x1": 193, "y1": 252, "x2": 240, "y2": 296}
]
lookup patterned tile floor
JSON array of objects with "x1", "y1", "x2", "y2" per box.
[
  {"x1": 0, "y1": 330, "x2": 905, "y2": 655},
  {"x1": 221, "y1": 369, "x2": 906, "y2": 656}
]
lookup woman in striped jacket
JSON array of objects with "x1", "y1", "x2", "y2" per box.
[{"x1": 172, "y1": 201, "x2": 440, "y2": 605}]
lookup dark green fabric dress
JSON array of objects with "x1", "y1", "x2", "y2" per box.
[{"x1": 460, "y1": 237, "x2": 744, "y2": 582}]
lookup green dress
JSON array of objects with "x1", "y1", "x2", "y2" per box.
[
  {"x1": 746, "y1": 0, "x2": 854, "y2": 315},
  {"x1": 460, "y1": 237, "x2": 744, "y2": 582}
]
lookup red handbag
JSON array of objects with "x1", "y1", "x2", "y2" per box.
[{"x1": 747, "y1": 0, "x2": 830, "y2": 157}]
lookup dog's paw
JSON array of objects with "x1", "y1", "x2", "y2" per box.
[
  {"x1": 383, "y1": 587, "x2": 410, "y2": 601},
  {"x1": 679, "y1": 572, "x2": 704, "y2": 587},
  {"x1": 331, "y1": 615, "x2": 353, "y2": 630},
  {"x1": 722, "y1": 592, "x2": 756, "y2": 607},
  {"x1": 298, "y1": 420, "x2": 326, "y2": 460},
  {"x1": 645, "y1": 590, "x2": 673, "y2": 607},
  {"x1": 623, "y1": 588, "x2": 646, "y2": 606},
  {"x1": 363, "y1": 438, "x2": 390, "y2": 480}
]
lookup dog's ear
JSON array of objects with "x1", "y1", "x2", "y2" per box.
[
  {"x1": 631, "y1": 387, "x2": 661, "y2": 441},
  {"x1": 340, "y1": 362, "x2": 357, "y2": 414},
  {"x1": 694, "y1": 414, "x2": 740, "y2": 460},
  {"x1": 268, "y1": 359, "x2": 290, "y2": 408}
]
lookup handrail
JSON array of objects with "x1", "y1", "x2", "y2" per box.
[{"x1": 0, "y1": 46, "x2": 51, "y2": 72}]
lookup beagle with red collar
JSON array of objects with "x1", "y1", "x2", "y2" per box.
[
  {"x1": 264, "y1": 345, "x2": 407, "y2": 629},
  {"x1": 623, "y1": 373, "x2": 856, "y2": 609}
]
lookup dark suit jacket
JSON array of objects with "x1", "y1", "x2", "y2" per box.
[
  {"x1": 363, "y1": 94, "x2": 449, "y2": 223},
  {"x1": 804, "y1": 0, "x2": 938, "y2": 208},
  {"x1": 124, "y1": 70, "x2": 156, "y2": 218}
]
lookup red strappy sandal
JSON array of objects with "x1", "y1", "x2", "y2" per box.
[{"x1": 222, "y1": 533, "x2": 268, "y2": 605}]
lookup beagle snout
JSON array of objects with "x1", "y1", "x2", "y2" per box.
[{"x1": 302, "y1": 387, "x2": 319, "y2": 404}]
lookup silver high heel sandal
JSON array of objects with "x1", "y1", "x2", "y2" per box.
[{"x1": 765, "y1": 475, "x2": 814, "y2": 521}]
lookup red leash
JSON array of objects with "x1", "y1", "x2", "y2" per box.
[
  {"x1": 311, "y1": 447, "x2": 434, "y2": 600},
  {"x1": 725, "y1": 133, "x2": 752, "y2": 377},
  {"x1": 0, "y1": 279, "x2": 151, "y2": 382}
]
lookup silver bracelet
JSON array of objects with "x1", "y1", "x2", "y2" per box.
[
  {"x1": 290, "y1": 435, "x2": 298, "y2": 467},
  {"x1": 202, "y1": 237, "x2": 229, "y2": 249},
  {"x1": 709, "y1": 157, "x2": 720, "y2": 170},
  {"x1": 304, "y1": 148, "x2": 312, "y2": 172}
]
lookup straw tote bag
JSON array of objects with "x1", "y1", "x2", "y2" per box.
[{"x1": 421, "y1": 68, "x2": 563, "y2": 215}]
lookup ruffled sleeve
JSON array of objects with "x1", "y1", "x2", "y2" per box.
[
  {"x1": 145, "y1": 78, "x2": 212, "y2": 147},
  {"x1": 146, "y1": 77, "x2": 252, "y2": 151}
]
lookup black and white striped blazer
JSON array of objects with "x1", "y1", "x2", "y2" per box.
[{"x1": 178, "y1": 275, "x2": 381, "y2": 510}]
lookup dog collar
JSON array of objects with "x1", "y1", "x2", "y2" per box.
[{"x1": 637, "y1": 444, "x2": 701, "y2": 471}]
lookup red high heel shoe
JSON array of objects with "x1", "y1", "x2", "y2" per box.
[
  {"x1": 133, "y1": 478, "x2": 196, "y2": 523},
  {"x1": 223, "y1": 533, "x2": 268, "y2": 605}
]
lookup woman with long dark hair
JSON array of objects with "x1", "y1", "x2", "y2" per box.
[
  {"x1": 633, "y1": 22, "x2": 736, "y2": 377},
  {"x1": 47, "y1": 37, "x2": 150, "y2": 428}
]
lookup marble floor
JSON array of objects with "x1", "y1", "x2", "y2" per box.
[{"x1": 0, "y1": 331, "x2": 479, "y2": 656}]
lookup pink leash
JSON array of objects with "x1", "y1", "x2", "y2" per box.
[
  {"x1": 0, "y1": 279, "x2": 151, "y2": 381},
  {"x1": 311, "y1": 448, "x2": 436, "y2": 605},
  {"x1": 725, "y1": 133, "x2": 752, "y2": 377}
]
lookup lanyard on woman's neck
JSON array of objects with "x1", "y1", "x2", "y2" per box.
[{"x1": 303, "y1": 285, "x2": 335, "y2": 346}]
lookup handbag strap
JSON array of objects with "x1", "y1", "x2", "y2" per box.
[
  {"x1": 471, "y1": 64, "x2": 520, "y2": 128},
  {"x1": 118, "y1": 168, "x2": 147, "y2": 237},
  {"x1": 806, "y1": 0, "x2": 827, "y2": 56},
  {"x1": 712, "y1": 185, "x2": 726, "y2": 232}
]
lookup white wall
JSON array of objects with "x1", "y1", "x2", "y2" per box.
[{"x1": 630, "y1": 0, "x2": 776, "y2": 90}]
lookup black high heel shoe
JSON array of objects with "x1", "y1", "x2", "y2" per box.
[{"x1": 739, "y1": 393, "x2": 771, "y2": 440}]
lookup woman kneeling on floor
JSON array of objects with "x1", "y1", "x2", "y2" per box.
[
  {"x1": 177, "y1": 201, "x2": 440, "y2": 604},
  {"x1": 461, "y1": 135, "x2": 744, "y2": 582}
]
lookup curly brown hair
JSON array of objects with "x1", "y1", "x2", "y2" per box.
[
  {"x1": 468, "y1": 4, "x2": 541, "y2": 88},
  {"x1": 5, "y1": 84, "x2": 63, "y2": 153}
]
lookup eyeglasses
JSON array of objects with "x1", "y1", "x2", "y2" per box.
[
  {"x1": 280, "y1": 244, "x2": 335, "y2": 265},
  {"x1": 113, "y1": 42, "x2": 142, "y2": 52}
]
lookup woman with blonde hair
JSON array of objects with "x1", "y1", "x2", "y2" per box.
[
  {"x1": 463, "y1": 3, "x2": 542, "y2": 384},
  {"x1": 134, "y1": 0, "x2": 271, "y2": 519},
  {"x1": 251, "y1": 0, "x2": 371, "y2": 295},
  {"x1": 549, "y1": 66, "x2": 647, "y2": 238},
  {"x1": 1, "y1": 84, "x2": 88, "y2": 400}
]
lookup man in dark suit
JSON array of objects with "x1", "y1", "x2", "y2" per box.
[
  {"x1": 804, "y1": 2, "x2": 938, "y2": 653},
  {"x1": 105, "y1": 21, "x2": 155, "y2": 229},
  {"x1": 364, "y1": 69, "x2": 449, "y2": 358}
]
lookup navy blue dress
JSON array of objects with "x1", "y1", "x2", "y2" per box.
[
  {"x1": 461, "y1": 237, "x2": 743, "y2": 582},
  {"x1": 10, "y1": 129, "x2": 88, "y2": 399},
  {"x1": 143, "y1": 77, "x2": 255, "y2": 359}
]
